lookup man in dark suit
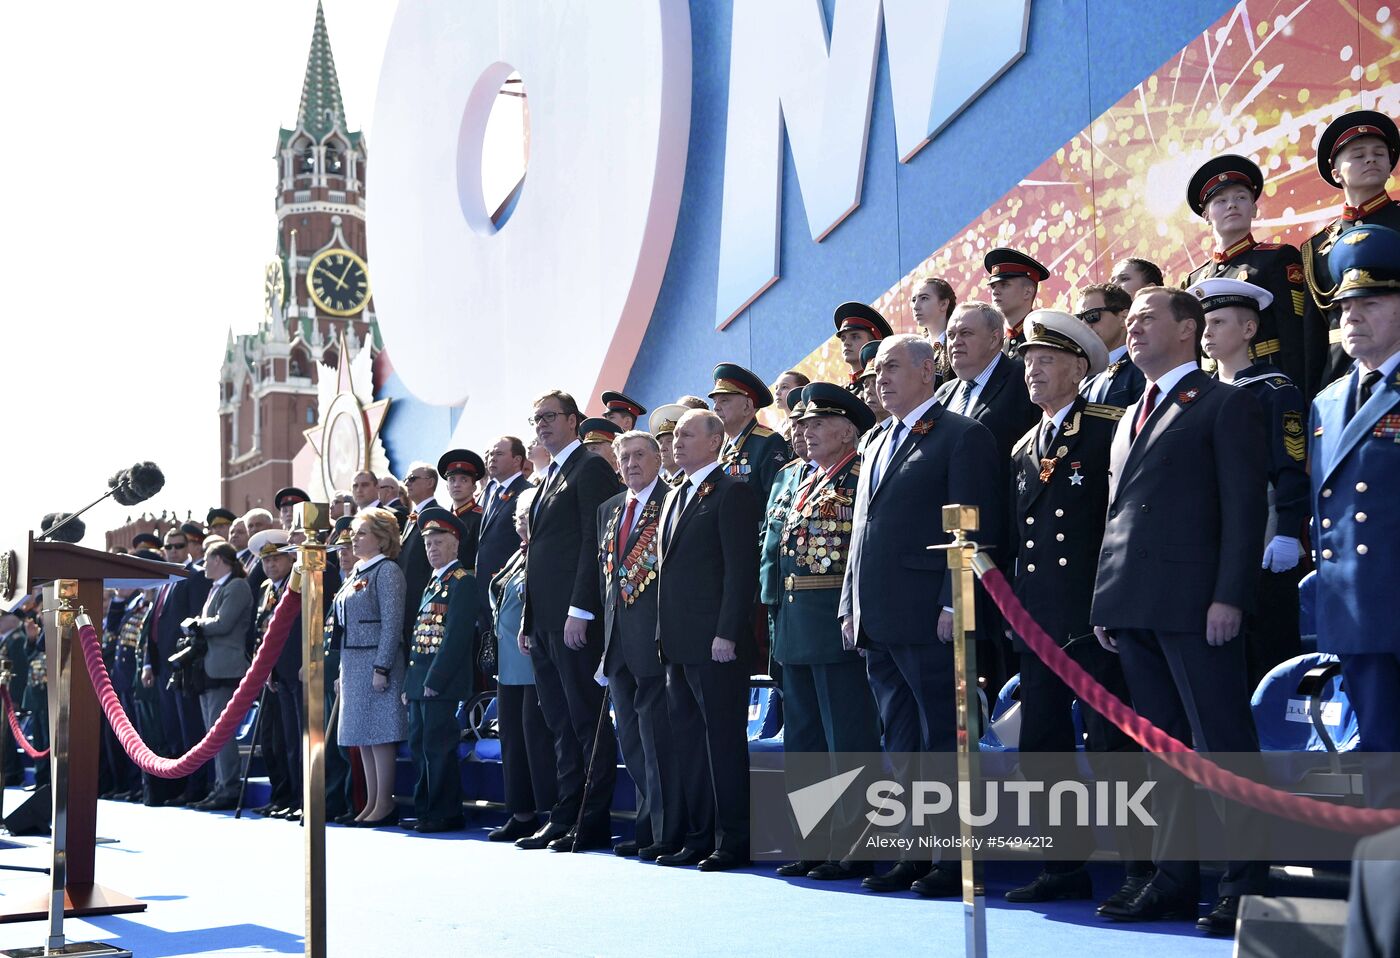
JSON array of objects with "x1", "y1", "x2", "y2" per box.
[
  {"x1": 935, "y1": 301, "x2": 1040, "y2": 688},
  {"x1": 1079, "y1": 283, "x2": 1146, "y2": 408},
  {"x1": 1346, "y1": 824, "x2": 1400, "y2": 957},
  {"x1": 1004, "y1": 310, "x2": 1148, "y2": 905},
  {"x1": 478, "y1": 436, "x2": 532, "y2": 632},
  {"x1": 655, "y1": 409, "x2": 760, "y2": 872},
  {"x1": 839, "y1": 333, "x2": 1002, "y2": 897},
  {"x1": 518, "y1": 389, "x2": 623, "y2": 851},
  {"x1": 597, "y1": 431, "x2": 681, "y2": 859},
  {"x1": 396, "y1": 462, "x2": 441, "y2": 641},
  {"x1": 1091, "y1": 286, "x2": 1269, "y2": 934}
]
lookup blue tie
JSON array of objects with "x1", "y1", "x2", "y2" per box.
[{"x1": 872, "y1": 421, "x2": 906, "y2": 492}]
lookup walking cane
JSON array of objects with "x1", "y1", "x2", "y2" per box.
[
  {"x1": 234, "y1": 687, "x2": 269, "y2": 820},
  {"x1": 571, "y1": 686, "x2": 613, "y2": 853}
]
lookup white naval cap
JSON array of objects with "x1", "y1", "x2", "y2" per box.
[
  {"x1": 1186, "y1": 276, "x2": 1273, "y2": 313},
  {"x1": 1017, "y1": 309, "x2": 1110, "y2": 376}
]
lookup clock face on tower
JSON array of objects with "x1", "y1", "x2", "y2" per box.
[{"x1": 307, "y1": 248, "x2": 370, "y2": 316}]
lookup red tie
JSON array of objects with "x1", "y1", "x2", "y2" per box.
[
  {"x1": 1133, "y1": 383, "x2": 1160, "y2": 439},
  {"x1": 618, "y1": 497, "x2": 639, "y2": 557}
]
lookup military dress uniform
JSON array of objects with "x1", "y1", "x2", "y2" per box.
[
  {"x1": 1, "y1": 623, "x2": 33, "y2": 784},
  {"x1": 1301, "y1": 111, "x2": 1400, "y2": 397},
  {"x1": 253, "y1": 573, "x2": 296, "y2": 814},
  {"x1": 404, "y1": 507, "x2": 477, "y2": 830},
  {"x1": 834, "y1": 302, "x2": 894, "y2": 396},
  {"x1": 23, "y1": 642, "x2": 48, "y2": 786},
  {"x1": 102, "y1": 594, "x2": 151, "y2": 798},
  {"x1": 710, "y1": 363, "x2": 793, "y2": 509},
  {"x1": 1184, "y1": 154, "x2": 1308, "y2": 387},
  {"x1": 1308, "y1": 223, "x2": 1400, "y2": 806},
  {"x1": 1080, "y1": 345, "x2": 1145, "y2": 409},
  {"x1": 985, "y1": 247, "x2": 1050, "y2": 355}
]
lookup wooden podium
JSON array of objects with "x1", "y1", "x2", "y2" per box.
[{"x1": 0, "y1": 535, "x2": 187, "y2": 925}]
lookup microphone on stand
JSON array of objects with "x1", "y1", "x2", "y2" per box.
[{"x1": 37, "y1": 461, "x2": 167, "y2": 543}]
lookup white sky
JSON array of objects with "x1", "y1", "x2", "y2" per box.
[{"x1": 0, "y1": 2, "x2": 401, "y2": 545}]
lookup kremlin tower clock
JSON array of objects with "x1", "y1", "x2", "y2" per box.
[{"x1": 218, "y1": 2, "x2": 380, "y2": 514}]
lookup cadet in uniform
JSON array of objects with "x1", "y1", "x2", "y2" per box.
[
  {"x1": 437, "y1": 448, "x2": 486, "y2": 569},
  {"x1": 1005, "y1": 311, "x2": 1147, "y2": 906},
  {"x1": 403, "y1": 506, "x2": 477, "y2": 832},
  {"x1": 1078, "y1": 283, "x2": 1146, "y2": 408},
  {"x1": 985, "y1": 247, "x2": 1050, "y2": 355},
  {"x1": 1193, "y1": 277, "x2": 1309, "y2": 686},
  {"x1": 709, "y1": 362, "x2": 793, "y2": 509},
  {"x1": 1309, "y1": 223, "x2": 1400, "y2": 806},
  {"x1": 601, "y1": 390, "x2": 647, "y2": 432},
  {"x1": 1183, "y1": 155, "x2": 1307, "y2": 387},
  {"x1": 1302, "y1": 110, "x2": 1400, "y2": 396},
  {"x1": 774, "y1": 383, "x2": 881, "y2": 883},
  {"x1": 578, "y1": 417, "x2": 624, "y2": 475},
  {"x1": 833, "y1": 302, "x2": 894, "y2": 396},
  {"x1": 274, "y1": 486, "x2": 311, "y2": 533}
]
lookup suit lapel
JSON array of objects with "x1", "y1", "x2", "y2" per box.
[
  {"x1": 871, "y1": 406, "x2": 942, "y2": 503},
  {"x1": 970, "y1": 358, "x2": 1010, "y2": 418},
  {"x1": 531, "y1": 454, "x2": 579, "y2": 534},
  {"x1": 1118, "y1": 372, "x2": 1207, "y2": 484},
  {"x1": 1323, "y1": 374, "x2": 1398, "y2": 482}
]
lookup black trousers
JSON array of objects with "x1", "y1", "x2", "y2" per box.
[
  {"x1": 609, "y1": 661, "x2": 683, "y2": 849},
  {"x1": 276, "y1": 678, "x2": 305, "y2": 807},
  {"x1": 530, "y1": 628, "x2": 617, "y2": 835},
  {"x1": 864, "y1": 641, "x2": 956, "y2": 753},
  {"x1": 497, "y1": 683, "x2": 557, "y2": 817},
  {"x1": 1245, "y1": 566, "x2": 1303, "y2": 691},
  {"x1": 258, "y1": 687, "x2": 294, "y2": 808},
  {"x1": 152, "y1": 673, "x2": 209, "y2": 801},
  {"x1": 324, "y1": 651, "x2": 354, "y2": 819},
  {"x1": 1115, "y1": 628, "x2": 1269, "y2": 898},
  {"x1": 407, "y1": 698, "x2": 463, "y2": 822},
  {"x1": 665, "y1": 659, "x2": 749, "y2": 856},
  {"x1": 102, "y1": 680, "x2": 141, "y2": 794}
]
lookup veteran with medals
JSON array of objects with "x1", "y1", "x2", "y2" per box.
[
  {"x1": 709, "y1": 362, "x2": 793, "y2": 508},
  {"x1": 403, "y1": 506, "x2": 477, "y2": 833}
]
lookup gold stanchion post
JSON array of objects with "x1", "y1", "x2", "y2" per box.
[
  {"x1": 940, "y1": 505, "x2": 987, "y2": 958},
  {"x1": 295, "y1": 504, "x2": 330, "y2": 958}
]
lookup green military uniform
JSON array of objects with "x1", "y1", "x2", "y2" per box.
[
  {"x1": 720, "y1": 418, "x2": 791, "y2": 509},
  {"x1": 404, "y1": 508, "x2": 477, "y2": 828}
]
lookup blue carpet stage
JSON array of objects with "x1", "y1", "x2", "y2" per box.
[{"x1": 0, "y1": 789, "x2": 1233, "y2": 957}]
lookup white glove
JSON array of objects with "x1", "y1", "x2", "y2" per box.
[{"x1": 1262, "y1": 535, "x2": 1302, "y2": 573}]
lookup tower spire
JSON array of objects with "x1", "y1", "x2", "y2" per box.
[{"x1": 296, "y1": 1, "x2": 347, "y2": 141}]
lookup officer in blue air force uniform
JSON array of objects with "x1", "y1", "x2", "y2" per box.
[
  {"x1": 1191, "y1": 276, "x2": 1310, "y2": 687},
  {"x1": 403, "y1": 506, "x2": 477, "y2": 832},
  {"x1": 1309, "y1": 223, "x2": 1400, "y2": 807}
]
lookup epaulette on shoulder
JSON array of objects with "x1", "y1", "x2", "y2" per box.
[
  {"x1": 1012, "y1": 425, "x2": 1038, "y2": 457},
  {"x1": 451, "y1": 567, "x2": 468, "y2": 580},
  {"x1": 1254, "y1": 242, "x2": 1284, "y2": 250},
  {"x1": 1084, "y1": 403, "x2": 1126, "y2": 421},
  {"x1": 1318, "y1": 375, "x2": 1351, "y2": 401},
  {"x1": 782, "y1": 457, "x2": 803, "y2": 471},
  {"x1": 752, "y1": 425, "x2": 776, "y2": 438},
  {"x1": 1267, "y1": 376, "x2": 1290, "y2": 389},
  {"x1": 848, "y1": 459, "x2": 863, "y2": 477}
]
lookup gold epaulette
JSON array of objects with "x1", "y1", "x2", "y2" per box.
[
  {"x1": 848, "y1": 459, "x2": 862, "y2": 477},
  {"x1": 782, "y1": 457, "x2": 803, "y2": 470},
  {"x1": 752, "y1": 425, "x2": 776, "y2": 438},
  {"x1": 451, "y1": 567, "x2": 468, "y2": 580},
  {"x1": 1084, "y1": 403, "x2": 1126, "y2": 421},
  {"x1": 1011, "y1": 426, "x2": 1038, "y2": 457}
]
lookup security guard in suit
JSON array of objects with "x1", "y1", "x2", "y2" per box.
[
  {"x1": 1078, "y1": 283, "x2": 1146, "y2": 408},
  {"x1": 1301, "y1": 110, "x2": 1400, "y2": 397},
  {"x1": 1309, "y1": 223, "x2": 1400, "y2": 807},
  {"x1": 773, "y1": 383, "x2": 881, "y2": 883},
  {"x1": 985, "y1": 247, "x2": 1050, "y2": 354},
  {"x1": 1006, "y1": 311, "x2": 1147, "y2": 905},
  {"x1": 709, "y1": 362, "x2": 793, "y2": 509},
  {"x1": 1193, "y1": 277, "x2": 1310, "y2": 686},
  {"x1": 601, "y1": 390, "x2": 647, "y2": 432},
  {"x1": 438, "y1": 449, "x2": 486, "y2": 570},
  {"x1": 404, "y1": 506, "x2": 477, "y2": 832},
  {"x1": 1183, "y1": 155, "x2": 1307, "y2": 387},
  {"x1": 833, "y1": 302, "x2": 894, "y2": 397}
]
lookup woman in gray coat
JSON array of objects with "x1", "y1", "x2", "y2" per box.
[
  {"x1": 190, "y1": 541, "x2": 253, "y2": 811},
  {"x1": 334, "y1": 507, "x2": 408, "y2": 826}
]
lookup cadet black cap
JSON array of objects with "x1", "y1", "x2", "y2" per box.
[
  {"x1": 1317, "y1": 110, "x2": 1400, "y2": 188},
  {"x1": 600, "y1": 391, "x2": 647, "y2": 419},
  {"x1": 796, "y1": 382, "x2": 876, "y2": 434},
  {"x1": 578, "y1": 417, "x2": 624, "y2": 445},
  {"x1": 132, "y1": 532, "x2": 162, "y2": 550},
  {"x1": 415, "y1": 505, "x2": 466, "y2": 539},
  {"x1": 709, "y1": 363, "x2": 774, "y2": 408},
  {"x1": 1187, "y1": 154, "x2": 1264, "y2": 216},
  {"x1": 1330, "y1": 223, "x2": 1400, "y2": 299},
  {"x1": 132, "y1": 548, "x2": 163, "y2": 562},
  {"x1": 833, "y1": 302, "x2": 894, "y2": 340},
  {"x1": 274, "y1": 487, "x2": 310, "y2": 510},
  {"x1": 180, "y1": 521, "x2": 206, "y2": 541},
  {"x1": 436, "y1": 449, "x2": 485, "y2": 480},
  {"x1": 984, "y1": 247, "x2": 1050, "y2": 285},
  {"x1": 206, "y1": 507, "x2": 237, "y2": 528}
]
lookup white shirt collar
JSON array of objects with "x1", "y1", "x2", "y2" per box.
[
  {"x1": 430, "y1": 559, "x2": 459, "y2": 582},
  {"x1": 354, "y1": 554, "x2": 387, "y2": 574},
  {"x1": 1044, "y1": 400, "x2": 1077, "y2": 434},
  {"x1": 550, "y1": 440, "x2": 582, "y2": 469},
  {"x1": 412, "y1": 496, "x2": 438, "y2": 512},
  {"x1": 1360, "y1": 349, "x2": 1400, "y2": 380},
  {"x1": 495, "y1": 471, "x2": 523, "y2": 490},
  {"x1": 895, "y1": 393, "x2": 941, "y2": 431},
  {"x1": 1107, "y1": 344, "x2": 1129, "y2": 363},
  {"x1": 963, "y1": 351, "x2": 1001, "y2": 389},
  {"x1": 682, "y1": 460, "x2": 722, "y2": 488},
  {"x1": 627, "y1": 476, "x2": 660, "y2": 505},
  {"x1": 1145, "y1": 361, "x2": 1199, "y2": 399},
  {"x1": 212, "y1": 573, "x2": 232, "y2": 588}
]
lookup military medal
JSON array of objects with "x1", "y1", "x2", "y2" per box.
[
  {"x1": 1069, "y1": 462, "x2": 1084, "y2": 486},
  {"x1": 1179, "y1": 388, "x2": 1199, "y2": 403},
  {"x1": 1038, "y1": 457, "x2": 1058, "y2": 483}
]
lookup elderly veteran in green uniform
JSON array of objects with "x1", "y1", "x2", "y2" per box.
[
  {"x1": 401, "y1": 506, "x2": 477, "y2": 833},
  {"x1": 1193, "y1": 276, "x2": 1310, "y2": 687},
  {"x1": 773, "y1": 383, "x2": 882, "y2": 883},
  {"x1": 1183, "y1": 154, "x2": 1307, "y2": 388},
  {"x1": 438, "y1": 448, "x2": 486, "y2": 569},
  {"x1": 709, "y1": 362, "x2": 792, "y2": 508},
  {"x1": 760, "y1": 388, "x2": 815, "y2": 665},
  {"x1": 833, "y1": 302, "x2": 894, "y2": 396}
]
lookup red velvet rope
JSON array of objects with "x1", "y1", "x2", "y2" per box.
[
  {"x1": 75, "y1": 589, "x2": 301, "y2": 779},
  {"x1": 0, "y1": 686, "x2": 48, "y2": 760},
  {"x1": 977, "y1": 564, "x2": 1400, "y2": 834}
]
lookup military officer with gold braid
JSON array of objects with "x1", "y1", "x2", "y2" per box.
[
  {"x1": 709, "y1": 362, "x2": 793, "y2": 509},
  {"x1": 760, "y1": 387, "x2": 815, "y2": 648},
  {"x1": 773, "y1": 383, "x2": 881, "y2": 883}
]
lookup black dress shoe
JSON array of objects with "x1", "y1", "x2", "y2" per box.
[
  {"x1": 415, "y1": 816, "x2": 465, "y2": 834},
  {"x1": 1196, "y1": 896, "x2": 1240, "y2": 936},
  {"x1": 516, "y1": 822, "x2": 571, "y2": 850},
  {"x1": 1005, "y1": 868, "x2": 1093, "y2": 903},
  {"x1": 551, "y1": 828, "x2": 612, "y2": 852},
  {"x1": 333, "y1": 812, "x2": 360, "y2": 826},
  {"x1": 862, "y1": 860, "x2": 929, "y2": 893},
  {"x1": 1098, "y1": 883, "x2": 1197, "y2": 922},
  {"x1": 354, "y1": 810, "x2": 400, "y2": 829},
  {"x1": 698, "y1": 850, "x2": 748, "y2": 872},
  {"x1": 613, "y1": 841, "x2": 640, "y2": 858},
  {"x1": 488, "y1": 817, "x2": 539, "y2": 842},
  {"x1": 162, "y1": 797, "x2": 188, "y2": 808},
  {"x1": 656, "y1": 847, "x2": 709, "y2": 867},
  {"x1": 911, "y1": 864, "x2": 961, "y2": 898},
  {"x1": 638, "y1": 843, "x2": 675, "y2": 862},
  {"x1": 807, "y1": 860, "x2": 874, "y2": 881},
  {"x1": 196, "y1": 796, "x2": 238, "y2": 811},
  {"x1": 251, "y1": 803, "x2": 280, "y2": 817},
  {"x1": 1096, "y1": 874, "x2": 1151, "y2": 915},
  {"x1": 776, "y1": 859, "x2": 821, "y2": 877},
  {"x1": 271, "y1": 805, "x2": 300, "y2": 820}
]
